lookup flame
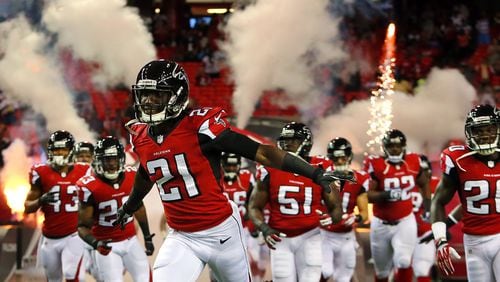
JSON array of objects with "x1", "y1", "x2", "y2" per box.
[
  {"x1": 3, "y1": 175, "x2": 30, "y2": 219},
  {"x1": 366, "y1": 23, "x2": 397, "y2": 154}
]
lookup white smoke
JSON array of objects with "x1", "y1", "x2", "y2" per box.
[
  {"x1": 223, "y1": 0, "x2": 346, "y2": 128},
  {"x1": 0, "y1": 16, "x2": 94, "y2": 141},
  {"x1": 43, "y1": 0, "x2": 156, "y2": 88},
  {"x1": 313, "y1": 68, "x2": 477, "y2": 164}
]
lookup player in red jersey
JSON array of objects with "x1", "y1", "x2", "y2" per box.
[
  {"x1": 364, "y1": 129, "x2": 431, "y2": 282},
  {"x1": 219, "y1": 153, "x2": 268, "y2": 281},
  {"x1": 113, "y1": 60, "x2": 345, "y2": 282},
  {"x1": 77, "y1": 137, "x2": 153, "y2": 281},
  {"x1": 249, "y1": 122, "x2": 347, "y2": 282},
  {"x1": 24, "y1": 130, "x2": 90, "y2": 282},
  {"x1": 431, "y1": 104, "x2": 500, "y2": 282},
  {"x1": 317, "y1": 137, "x2": 369, "y2": 282},
  {"x1": 73, "y1": 141, "x2": 94, "y2": 164},
  {"x1": 409, "y1": 155, "x2": 436, "y2": 282}
]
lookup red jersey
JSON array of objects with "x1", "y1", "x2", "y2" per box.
[
  {"x1": 322, "y1": 170, "x2": 370, "y2": 233},
  {"x1": 440, "y1": 145, "x2": 500, "y2": 235},
  {"x1": 364, "y1": 153, "x2": 421, "y2": 221},
  {"x1": 222, "y1": 169, "x2": 255, "y2": 223},
  {"x1": 129, "y1": 107, "x2": 233, "y2": 232},
  {"x1": 258, "y1": 156, "x2": 333, "y2": 237},
  {"x1": 77, "y1": 167, "x2": 137, "y2": 242},
  {"x1": 411, "y1": 176, "x2": 438, "y2": 236},
  {"x1": 29, "y1": 163, "x2": 90, "y2": 237}
]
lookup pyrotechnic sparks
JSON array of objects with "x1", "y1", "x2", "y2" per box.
[{"x1": 366, "y1": 23, "x2": 396, "y2": 154}]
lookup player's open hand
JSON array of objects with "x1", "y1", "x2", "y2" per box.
[
  {"x1": 315, "y1": 170, "x2": 356, "y2": 193},
  {"x1": 436, "y1": 239, "x2": 461, "y2": 276}
]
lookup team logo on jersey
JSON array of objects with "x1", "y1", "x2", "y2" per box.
[{"x1": 214, "y1": 111, "x2": 226, "y2": 127}]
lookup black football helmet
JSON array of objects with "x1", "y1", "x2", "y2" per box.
[
  {"x1": 93, "y1": 136, "x2": 125, "y2": 180},
  {"x1": 132, "y1": 60, "x2": 189, "y2": 124},
  {"x1": 464, "y1": 104, "x2": 500, "y2": 155},
  {"x1": 221, "y1": 152, "x2": 241, "y2": 181},
  {"x1": 73, "y1": 141, "x2": 94, "y2": 164},
  {"x1": 382, "y1": 129, "x2": 407, "y2": 163},
  {"x1": 47, "y1": 130, "x2": 75, "y2": 167},
  {"x1": 327, "y1": 137, "x2": 353, "y2": 171},
  {"x1": 277, "y1": 122, "x2": 313, "y2": 158}
]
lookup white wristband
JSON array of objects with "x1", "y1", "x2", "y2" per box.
[{"x1": 431, "y1": 222, "x2": 447, "y2": 241}]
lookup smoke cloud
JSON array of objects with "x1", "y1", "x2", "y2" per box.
[
  {"x1": 223, "y1": 0, "x2": 346, "y2": 128},
  {"x1": 0, "y1": 0, "x2": 155, "y2": 142},
  {"x1": 313, "y1": 68, "x2": 477, "y2": 164},
  {"x1": 0, "y1": 16, "x2": 94, "y2": 141},
  {"x1": 43, "y1": 0, "x2": 156, "y2": 88}
]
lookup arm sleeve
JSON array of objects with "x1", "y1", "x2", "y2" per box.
[{"x1": 211, "y1": 129, "x2": 260, "y2": 160}]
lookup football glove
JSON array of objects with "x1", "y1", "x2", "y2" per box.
[
  {"x1": 94, "y1": 239, "x2": 112, "y2": 256},
  {"x1": 315, "y1": 209, "x2": 333, "y2": 227},
  {"x1": 38, "y1": 191, "x2": 58, "y2": 205},
  {"x1": 341, "y1": 213, "x2": 357, "y2": 227},
  {"x1": 435, "y1": 239, "x2": 461, "y2": 276},
  {"x1": 386, "y1": 188, "x2": 402, "y2": 201},
  {"x1": 259, "y1": 223, "x2": 286, "y2": 250},
  {"x1": 144, "y1": 234, "x2": 155, "y2": 256},
  {"x1": 314, "y1": 170, "x2": 356, "y2": 193},
  {"x1": 113, "y1": 205, "x2": 132, "y2": 230}
]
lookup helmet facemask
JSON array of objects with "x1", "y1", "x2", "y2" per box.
[
  {"x1": 49, "y1": 147, "x2": 73, "y2": 167},
  {"x1": 465, "y1": 123, "x2": 499, "y2": 155},
  {"x1": 221, "y1": 154, "x2": 241, "y2": 182},
  {"x1": 94, "y1": 153, "x2": 125, "y2": 181}
]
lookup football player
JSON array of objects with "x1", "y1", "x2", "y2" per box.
[
  {"x1": 77, "y1": 136, "x2": 153, "y2": 281},
  {"x1": 113, "y1": 60, "x2": 345, "y2": 282},
  {"x1": 249, "y1": 122, "x2": 345, "y2": 282},
  {"x1": 364, "y1": 129, "x2": 431, "y2": 282},
  {"x1": 318, "y1": 137, "x2": 369, "y2": 282},
  {"x1": 409, "y1": 155, "x2": 436, "y2": 282},
  {"x1": 24, "y1": 130, "x2": 90, "y2": 282},
  {"x1": 73, "y1": 141, "x2": 94, "y2": 164},
  {"x1": 431, "y1": 104, "x2": 500, "y2": 282}
]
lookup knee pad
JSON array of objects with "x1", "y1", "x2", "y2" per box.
[
  {"x1": 272, "y1": 251, "x2": 294, "y2": 278},
  {"x1": 303, "y1": 235, "x2": 322, "y2": 267},
  {"x1": 394, "y1": 254, "x2": 412, "y2": 269},
  {"x1": 413, "y1": 260, "x2": 433, "y2": 277},
  {"x1": 300, "y1": 265, "x2": 322, "y2": 282}
]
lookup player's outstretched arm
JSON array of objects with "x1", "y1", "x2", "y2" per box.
[
  {"x1": 431, "y1": 175, "x2": 457, "y2": 224},
  {"x1": 416, "y1": 168, "x2": 432, "y2": 220},
  {"x1": 322, "y1": 186, "x2": 342, "y2": 224},
  {"x1": 134, "y1": 205, "x2": 155, "y2": 256}
]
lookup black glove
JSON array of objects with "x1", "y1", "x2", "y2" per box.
[
  {"x1": 38, "y1": 191, "x2": 58, "y2": 205},
  {"x1": 314, "y1": 169, "x2": 357, "y2": 193},
  {"x1": 144, "y1": 234, "x2": 155, "y2": 256},
  {"x1": 113, "y1": 204, "x2": 133, "y2": 230},
  {"x1": 259, "y1": 223, "x2": 286, "y2": 250},
  {"x1": 94, "y1": 239, "x2": 112, "y2": 256}
]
